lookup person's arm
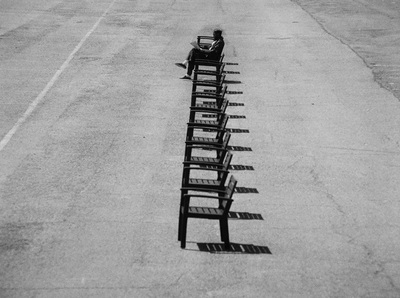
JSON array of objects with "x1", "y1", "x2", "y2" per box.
[
  {"x1": 200, "y1": 40, "x2": 223, "y2": 54},
  {"x1": 199, "y1": 47, "x2": 212, "y2": 53}
]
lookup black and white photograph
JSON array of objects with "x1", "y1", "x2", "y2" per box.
[{"x1": 1, "y1": 0, "x2": 400, "y2": 297}]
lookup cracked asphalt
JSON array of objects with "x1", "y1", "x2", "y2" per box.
[
  {"x1": 1, "y1": 0, "x2": 400, "y2": 297},
  {"x1": 292, "y1": 0, "x2": 400, "y2": 100}
]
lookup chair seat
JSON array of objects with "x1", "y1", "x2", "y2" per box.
[
  {"x1": 195, "y1": 70, "x2": 221, "y2": 76},
  {"x1": 195, "y1": 103, "x2": 218, "y2": 109},
  {"x1": 191, "y1": 156, "x2": 219, "y2": 163},
  {"x1": 194, "y1": 119, "x2": 219, "y2": 126},
  {"x1": 191, "y1": 136, "x2": 218, "y2": 143},
  {"x1": 189, "y1": 178, "x2": 221, "y2": 186},
  {"x1": 188, "y1": 206, "x2": 224, "y2": 216},
  {"x1": 192, "y1": 92, "x2": 223, "y2": 98}
]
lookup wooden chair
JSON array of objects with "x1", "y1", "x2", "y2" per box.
[
  {"x1": 192, "y1": 85, "x2": 227, "y2": 100},
  {"x1": 193, "y1": 62, "x2": 225, "y2": 83},
  {"x1": 194, "y1": 57, "x2": 241, "y2": 79},
  {"x1": 183, "y1": 145, "x2": 229, "y2": 169},
  {"x1": 190, "y1": 87, "x2": 228, "y2": 111},
  {"x1": 181, "y1": 151, "x2": 232, "y2": 191},
  {"x1": 184, "y1": 127, "x2": 231, "y2": 161},
  {"x1": 191, "y1": 75, "x2": 226, "y2": 94},
  {"x1": 189, "y1": 101, "x2": 229, "y2": 128},
  {"x1": 190, "y1": 94, "x2": 229, "y2": 112},
  {"x1": 188, "y1": 111, "x2": 226, "y2": 129},
  {"x1": 188, "y1": 108, "x2": 228, "y2": 128},
  {"x1": 180, "y1": 151, "x2": 233, "y2": 225},
  {"x1": 185, "y1": 119, "x2": 229, "y2": 150},
  {"x1": 179, "y1": 175, "x2": 238, "y2": 249},
  {"x1": 184, "y1": 129, "x2": 231, "y2": 161},
  {"x1": 194, "y1": 54, "x2": 224, "y2": 65},
  {"x1": 194, "y1": 54, "x2": 225, "y2": 73},
  {"x1": 180, "y1": 150, "x2": 232, "y2": 218}
]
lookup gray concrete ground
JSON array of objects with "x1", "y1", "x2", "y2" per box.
[
  {"x1": 1, "y1": 0, "x2": 400, "y2": 297},
  {"x1": 292, "y1": 0, "x2": 400, "y2": 100}
]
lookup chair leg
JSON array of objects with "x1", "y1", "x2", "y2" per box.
[
  {"x1": 219, "y1": 218, "x2": 226, "y2": 242},
  {"x1": 220, "y1": 218, "x2": 230, "y2": 250},
  {"x1": 180, "y1": 216, "x2": 188, "y2": 249},
  {"x1": 218, "y1": 192, "x2": 223, "y2": 209},
  {"x1": 178, "y1": 191, "x2": 188, "y2": 241},
  {"x1": 184, "y1": 145, "x2": 192, "y2": 161},
  {"x1": 178, "y1": 209, "x2": 182, "y2": 241}
]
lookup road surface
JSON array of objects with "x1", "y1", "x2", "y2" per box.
[{"x1": 1, "y1": 0, "x2": 400, "y2": 297}]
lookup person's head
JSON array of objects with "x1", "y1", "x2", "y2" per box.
[{"x1": 213, "y1": 29, "x2": 223, "y2": 40}]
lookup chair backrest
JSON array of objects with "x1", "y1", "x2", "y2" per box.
[
  {"x1": 221, "y1": 132, "x2": 231, "y2": 150},
  {"x1": 219, "y1": 85, "x2": 228, "y2": 98},
  {"x1": 214, "y1": 114, "x2": 229, "y2": 141},
  {"x1": 215, "y1": 107, "x2": 228, "y2": 123},
  {"x1": 219, "y1": 53, "x2": 225, "y2": 63},
  {"x1": 217, "y1": 63, "x2": 225, "y2": 74},
  {"x1": 218, "y1": 151, "x2": 232, "y2": 182},
  {"x1": 213, "y1": 112, "x2": 228, "y2": 127},
  {"x1": 226, "y1": 175, "x2": 237, "y2": 198},
  {"x1": 220, "y1": 175, "x2": 237, "y2": 214},
  {"x1": 215, "y1": 86, "x2": 228, "y2": 108},
  {"x1": 218, "y1": 98, "x2": 229, "y2": 114},
  {"x1": 220, "y1": 113, "x2": 229, "y2": 130}
]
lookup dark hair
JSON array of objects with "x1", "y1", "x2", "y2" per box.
[{"x1": 213, "y1": 29, "x2": 223, "y2": 36}]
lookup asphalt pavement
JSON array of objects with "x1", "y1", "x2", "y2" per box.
[{"x1": 0, "y1": 0, "x2": 400, "y2": 297}]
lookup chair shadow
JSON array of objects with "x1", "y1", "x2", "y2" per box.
[
  {"x1": 202, "y1": 79, "x2": 242, "y2": 84},
  {"x1": 228, "y1": 211, "x2": 264, "y2": 220},
  {"x1": 197, "y1": 242, "x2": 272, "y2": 254},
  {"x1": 223, "y1": 80, "x2": 242, "y2": 84}
]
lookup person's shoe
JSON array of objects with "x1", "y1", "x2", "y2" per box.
[
  {"x1": 175, "y1": 63, "x2": 186, "y2": 69},
  {"x1": 180, "y1": 75, "x2": 191, "y2": 80}
]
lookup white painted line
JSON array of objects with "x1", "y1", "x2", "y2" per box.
[{"x1": 0, "y1": 0, "x2": 117, "y2": 152}]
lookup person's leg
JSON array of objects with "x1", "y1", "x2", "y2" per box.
[
  {"x1": 177, "y1": 49, "x2": 207, "y2": 79},
  {"x1": 186, "y1": 49, "x2": 207, "y2": 76},
  {"x1": 185, "y1": 49, "x2": 196, "y2": 75},
  {"x1": 176, "y1": 49, "x2": 196, "y2": 77},
  {"x1": 186, "y1": 48, "x2": 196, "y2": 61}
]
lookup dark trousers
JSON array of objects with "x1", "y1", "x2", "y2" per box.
[{"x1": 186, "y1": 48, "x2": 219, "y2": 76}]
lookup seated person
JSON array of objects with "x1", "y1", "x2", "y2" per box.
[{"x1": 176, "y1": 29, "x2": 224, "y2": 80}]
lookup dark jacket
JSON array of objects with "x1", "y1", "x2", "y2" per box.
[{"x1": 207, "y1": 38, "x2": 224, "y2": 60}]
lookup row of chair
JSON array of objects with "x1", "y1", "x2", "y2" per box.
[{"x1": 178, "y1": 45, "x2": 241, "y2": 249}]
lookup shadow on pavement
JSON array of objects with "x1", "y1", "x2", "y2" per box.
[
  {"x1": 228, "y1": 211, "x2": 264, "y2": 220},
  {"x1": 223, "y1": 80, "x2": 242, "y2": 84},
  {"x1": 197, "y1": 242, "x2": 272, "y2": 254},
  {"x1": 203, "y1": 79, "x2": 242, "y2": 84}
]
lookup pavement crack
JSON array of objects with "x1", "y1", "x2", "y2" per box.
[
  {"x1": 361, "y1": 244, "x2": 400, "y2": 294},
  {"x1": 290, "y1": 0, "x2": 400, "y2": 101},
  {"x1": 309, "y1": 162, "x2": 346, "y2": 216}
]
